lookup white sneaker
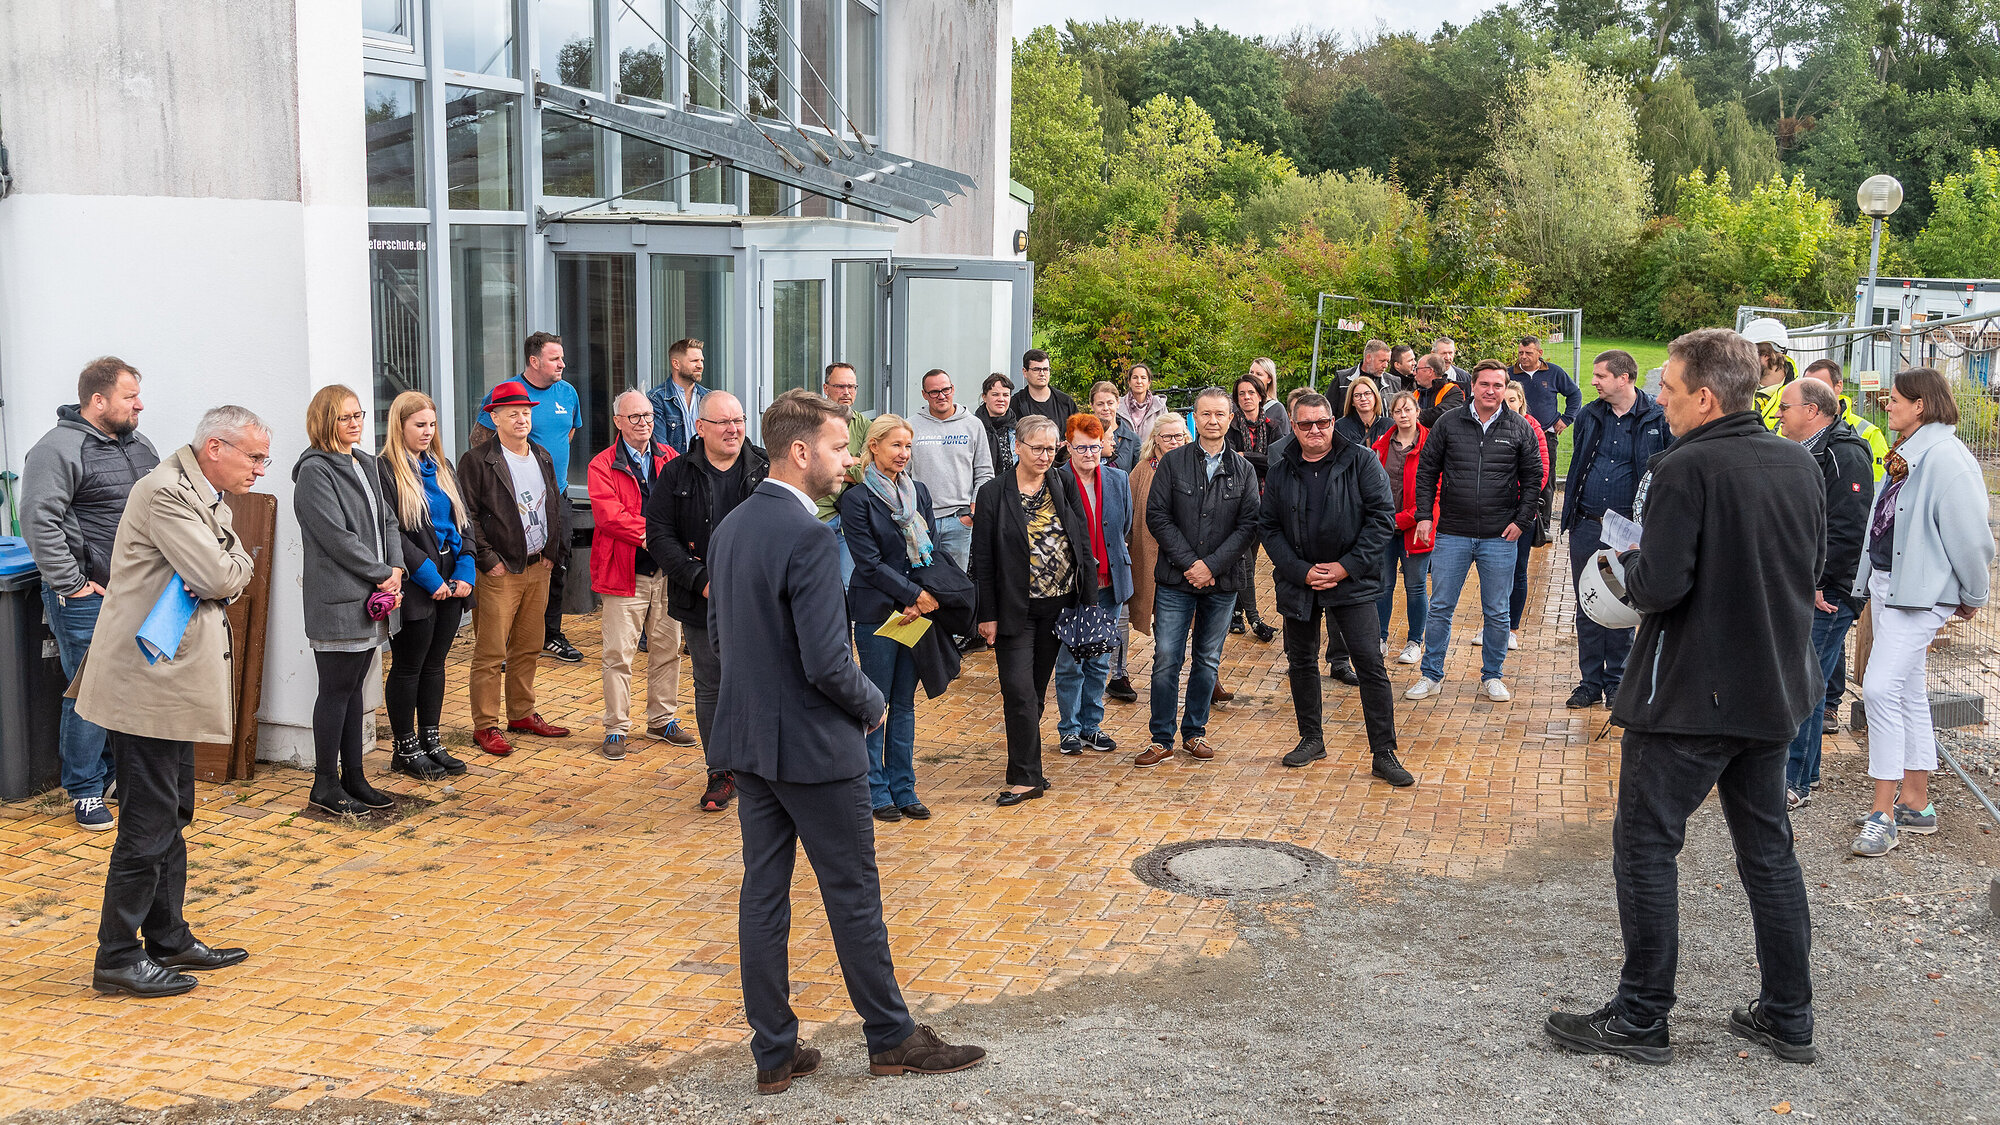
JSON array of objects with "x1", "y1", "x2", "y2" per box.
[
  {"x1": 1508, "y1": 631, "x2": 1520, "y2": 650},
  {"x1": 1471, "y1": 634, "x2": 1482, "y2": 646},
  {"x1": 1397, "y1": 642, "x2": 1423, "y2": 665},
  {"x1": 1405, "y1": 677, "x2": 1442, "y2": 700},
  {"x1": 1482, "y1": 678, "x2": 1512, "y2": 702}
]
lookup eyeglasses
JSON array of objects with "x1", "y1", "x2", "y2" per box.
[
  {"x1": 1158, "y1": 433, "x2": 1189, "y2": 446},
  {"x1": 620, "y1": 412, "x2": 655, "y2": 424},
  {"x1": 336, "y1": 411, "x2": 367, "y2": 425},
  {"x1": 923, "y1": 386, "x2": 954, "y2": 397},
  {"x1": 1294, "y1": 418, "x2": 1334, "y2": 431},
  {"x1": 1026, "y1": 365, "x2": 1051, "y2": 374},
  {"x1": 1070, "y1": 443, "x2": 1102, "y2": 454},
  {"x1": 698, "y1": 415, "x2": 747, "y2": 427},
  {"x1": 824, "y1": 383, "x2": 858, "y2": 392},
  {"x1": 220, "y1": 438, "x2": 273, "y2": 468},
  {"x1": 1021, "y1": 443, "x2": 1058, "y2": 457}
]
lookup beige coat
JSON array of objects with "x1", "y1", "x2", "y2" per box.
[
  {"x1": 1128, "y1": 457, "x2": 1161, "y2": 636},
  {"x1": 74, "y1": 445, "x2": 256, "y2": 744}
]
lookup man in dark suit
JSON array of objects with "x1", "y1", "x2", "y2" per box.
[{"x1": 707, "y1": 389, "x2": 987, "y2": 1096}]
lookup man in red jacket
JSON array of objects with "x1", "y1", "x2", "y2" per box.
[{"x1": 588, "y1": 390, "x2": 692, "y2": 760}]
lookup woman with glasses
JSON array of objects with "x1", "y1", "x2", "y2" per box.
[
  {"x1": 294, "y1": 385, "x2": 403, "y2": 816},
  {"x1": 376, "y1": 391, "x2": 475, "y2": 783},
  {"x1": 1089, "y1": 381, "x2": 1142, "y2": 472},
  {"x1": 1851, "y1": 368, "x2": 1995, "y2": 856},
  {"x1": 841, "y1": 415, "x2": 941, "y2": 823},
  {"x1": 1373, "y1": 391, "x2": 1435, "y2": 665},
  {"x1": 972, "y1": 415, "x2": 1099, "y2": 807},
  {"x1": 1338, "y1": 376, "x2": 1390, "y2": 449},
  {"x1": 1120, "y1": 414, "x2": 1189, "y2": 701},
  {"x1": 1052, "y1": 414, "x2": 1134, "y2": 755},
  {"x1": 1227, "y1": 375, "x2": 1283, "y2": 642}
]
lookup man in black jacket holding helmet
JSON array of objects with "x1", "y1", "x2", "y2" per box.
[
  {"x1": 1257, "y1": 393, "x2": 1411, "y2": 786},
  {"x1": 1546, "y1": 328, "x2": 1823, "y2": 1068}
]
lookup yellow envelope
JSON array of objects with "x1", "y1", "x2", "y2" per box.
[{"x1": 874, "y1": 613, "x2": 933, "y2": 648}]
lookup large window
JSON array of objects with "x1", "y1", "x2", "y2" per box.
[
  {"x1": 556, "y1": 254, "x2": 637, "y2": 485},
  {"x1": 364, "y1": 0, "x2": 416, "y2": 47},
  {"x1": 614, "y1": 0, "x2": 670, "y2": 101},
  {"x1": 686, "y1": 0, "x2": 728, "y2": 113},
  {"x1": 772, "y1": 279, "x2": 824, "y2": 397},
  {"x1": 652, "y1": 256, "x2": 736, "y2": 396},
  {"x1": 541, "y1": 0, "x2": 597, "y2": 88},
  {"x1": 445, "y1": 86, "x2": 520, "y2": 210},
  {"x1": 798, "y1": 0, "x2": 835, "y2": 131},
  {"x1": 364, "y1": 76, "x2": 422, "y2": 208},
  {"x1": 370, "y1": 224, "x2": 433, "y2": 450},
  {"x1": 451, "y1": 225, "x2": 526, "y2": 445},
  {"x1": 846, "y1": 1, "x2": 877, "y2": 135},
  {"x1": 622, "y1": 137, "x2": 670, "y2": 202},
  {"x1": 834, "y1": 261, "x2": 881, "y2": 413},
  {"x1": 749, "y1": 0, "x2": 785, "y2": 120},
  {"x1": 439, "y1": 0, "x2": 517, "y2": 77},
  {"x1": 542, "y1": 118, "x2": 603, "y2": 198}
]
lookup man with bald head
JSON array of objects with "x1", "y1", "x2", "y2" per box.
[
  {"x1": 588, "y1": 389, "x2": 689, "y2": 760},
  {"x1": 649, "y1": 389, "x2": 771, "y2": 810}
]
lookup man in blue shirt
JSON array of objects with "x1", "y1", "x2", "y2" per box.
[
  {"x1": 1558, "y1": 349, "x2": 1669, "y2": 710},
  {"x1": 477, "y1": 331, "x2": 584, "y2": 662},
  {"x1": 1510, "y1": 335, "x2": 1581, "y2": 443}
]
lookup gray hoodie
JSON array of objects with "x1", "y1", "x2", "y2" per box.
[
  {"x1": 293, "y1": 447, "x2": 403, "y2": 645},
  {"x1": 21, "y1": 404, "x2": 160, "y2": 594},
  {"x1": 907, "y1": 402, "x2": 995, "y2": 514}
]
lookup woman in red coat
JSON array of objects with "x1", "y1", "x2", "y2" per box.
[{"x1": 1373, "y1": 392, "x2": 1437, "y2": 666}]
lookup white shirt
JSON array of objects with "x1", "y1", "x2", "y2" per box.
[
  {"x1": 768, "y1": 477, "x2": 820, "y2": 518},
  {"x1": 502, "y1": 445, "x2": 549, "y2": 556},
  {"x1": 1473, "y1": 403, "x2": 1504, "y2": 433}
]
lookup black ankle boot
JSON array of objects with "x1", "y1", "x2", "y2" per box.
[
  {"x1": 421, "y1": 726, "x2": 467, "y2": 776},
  {"x1": 309, "y1": 775, "x2": 364, "y2": 817},
  {"x1": 342, "y1": 772, "x2": 395, "y2": 810},
  {"x1": 1228, "y1": 612, "x2": 1246, "y2": 635},
  {"x1": 391, "y1": 732, "x2": 447, "y2": 781}
]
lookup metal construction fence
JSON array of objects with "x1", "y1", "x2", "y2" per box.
[{"x1": 1307, "y1": 294, "x2": 1583, "y2": 392}]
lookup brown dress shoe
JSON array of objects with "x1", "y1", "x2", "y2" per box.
[
  {"x1": 1133, "y1": 744, "x2": 1172, "y2": 767},
  {"x1": 1211, "y1": 682, "x2": 1234, "y2": 703},
  {"x1": 1182, "y1": 737, "x2": 1215, "y2": 761},
  {"x1": 508, "y1": 712, "x2": 571, "y2": 738},
  {"x1": 756, "y1": 1044, "x2": 821, "y2": 1095},
  {"x1": 868, "y1": 1024, "x2": 986, "y2": 1076},
  {"x1": 472, "y1": 728, "x2": 513, "y2": 756}
]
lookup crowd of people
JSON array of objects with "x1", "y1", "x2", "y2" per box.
[{"x1": 26, "y1": 321, "x2": 1994, "y2": 1077}]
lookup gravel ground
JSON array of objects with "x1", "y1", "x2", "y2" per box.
[{"x1": 15, "y1": 762, "x2": 1999, "y2": 1125}]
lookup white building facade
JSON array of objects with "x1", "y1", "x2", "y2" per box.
[{"x1": 0, "y1": 0, "x2": 1027, "y2": 765}]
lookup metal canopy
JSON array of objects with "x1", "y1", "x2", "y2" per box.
[{"x1": 535, "y1": 84, "x2": 973, "y2": 223}]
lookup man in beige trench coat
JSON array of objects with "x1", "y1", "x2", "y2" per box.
[{"x1": 75, "y1": 406, "x2": 266, "y2": 998}]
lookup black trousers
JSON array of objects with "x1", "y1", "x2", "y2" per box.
[
  {"x1": 1283, "y1": 601, "x2": 1397, "y2": 754},
  {"x1": 684, "y1": 621, "x2": 722, "y2": 769},
  {"x1": 994, "y1": 602, "x2": 1064, "y2": 788},
  {"x1": 1611, "y1": 730, "x2": 1813, "y2": 1039},
  {"x1": 735, "y1": 770, "x2": 916, "y2": 1072},
  {"x1": 312, "y1": 650, "x2": 376, "y2": 787},
  {"x1": 386, "y1": 599, "x2": 465, "y2": 737},
  {"x1": 96, "y1": 731, "x2": 196, "y2": 969}
]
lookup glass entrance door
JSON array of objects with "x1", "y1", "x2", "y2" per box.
[
  {"x1": 889, "y1": 258, "x2": 1035, "y2": 413},
  {"x1": 759, "y1": 256, "x2": 831, "y2": 432},
  {"x1": 555, "y1": 252, "x2": 637, "y2": 488}
]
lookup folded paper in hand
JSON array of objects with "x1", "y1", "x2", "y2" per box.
[
  {"x1": 1601, "y1": 511, "x2": 1644, "y2": 553},
  {"x1": 136, "y1": 576, "x2": 198, "y2": 664},
  {"x1": 874, "y1": 613, "x2": 932, "y2": 648}
]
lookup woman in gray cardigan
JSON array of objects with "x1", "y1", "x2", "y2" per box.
[
  {"x1": 293, "y1": 384, "x2": 404, "y2": 816},
  {"x1": 1851, "y1": 367, "x2": 1995, "y2": 857}
]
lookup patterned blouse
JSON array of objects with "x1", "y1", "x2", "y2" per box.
[{"x1": 1021, "y1": 485, "x2": 1076, "y2": 599}]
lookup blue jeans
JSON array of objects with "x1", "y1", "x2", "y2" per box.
[
  {"x1": 1375, "y1": 539, "x2": 1430, "y2": 644},
  {"x1": 1509, "y1": 530, "x2": 1535, "y2": 629},
  {"x1": 42, "y1": 585, "x2": 114, "y2": 799},
  {"x1": 1569, "y1": 518, "x2": 1633, "y2": 696},
  {"x1": 1149, "y1": 585, "x2": 1235, "y2": 747},
  {"x1": 828, "y1": 513, "x2": 855, "y2": 588},
  {"x1": 854, "y1": 630, "x2": 918, "y2": 809},
  {"x1": 1786, "y1": 601, "x2": 1858, "y2": 793},
  {"x1": 1420, "y1": 533, "x2": 1516, "y2": 683},
  {"x1": 1054, "y1": 587, "x2": 1118, "y2": 739},
  {"x1": 931, "y1": 512, "x2": 972, "y2": 572}
]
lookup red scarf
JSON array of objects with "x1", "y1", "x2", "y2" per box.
[{"x1": 1072, "y1": 467, "x2": 1112, "y2": 586}]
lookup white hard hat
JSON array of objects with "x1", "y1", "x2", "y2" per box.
[
  {"x1": 1579, "y1": 549, "x2": 1643, "y2": 630},
  {"x1": 1740, "y1": 317, "x2": 1790, "y2": 350}
]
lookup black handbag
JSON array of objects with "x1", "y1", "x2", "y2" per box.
[
  {"x1": 1053, "y1": 602, "x2": 1119, "y2": 658},
  {"x1": 1530, "y1": 483, "x2": 1555, "y2": 548}
]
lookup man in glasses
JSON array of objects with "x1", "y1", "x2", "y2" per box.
[
  {"x1": 816, "y1": 362, "x2": 873, "y2": 583},
  {"x1": 907, "y1": 368, "x2": 993, "y2": 571},
  {"x1": 649, "y1": 391, "x2": 769, "y2": 812},
  {"x1": 587, "y1": 390, "x2": 691, "y2": 762},
  {"x1": 1010, "y1": 348, "x2": 1078, "y2": 437}
]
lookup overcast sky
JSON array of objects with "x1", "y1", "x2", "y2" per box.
[{"x1": 1011, "y1": 0, "x2": 1495, "y2": 43}]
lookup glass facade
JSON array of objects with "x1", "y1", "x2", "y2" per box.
[
  {"x1": 540, "y1": 0, "x2": 596, "y2": 88},
  {"x1": 652, "y1": 256, "x2": 735, "y2": 398},
  {"x1": 370, "y1": 225, "x2": 433, "y2": 450},
  {"x1": 555, "y1": 254, "x2": 637, "y2": 483},
  {"x1": 451, "y1": 225, "x2": 526, "y2": 439},
  {"x1": 749, "y1": 0, "x2": 784, "y2": 120},
  {"x1": 772, "y1": 279, "x2": 824, "y2": 397},
  {"x1": 847, "y1": 2, "x2": 877, "y2": 135},
  {"x1": 445, "y1": 86, "x2": 520, "y2": 210},
  {"x1": 364, "y1": 0, "x2": 415, "y2": 44},
  {"x1": 438, "y1": 0, "x2": 516, "y2": 77},
  {"x1": 364, "y1": 76, "x2": 422, "y2": 208},
  {"x1": 835, "y1": 261, "x2": 881, "y2": 413},
  {"x1": 798, "y1": 0, "x2": 834, "y2": 130},
  {"x1": 614, "y1": 0, "x2": 669, "y2": 101},
  {"x1": 542, "y1": 117, "x2": 603, "y2": 199}
]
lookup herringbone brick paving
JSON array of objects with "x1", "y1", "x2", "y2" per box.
[{"x1": 0, "y1": 546, "x2": 1787, "y2": 1115}]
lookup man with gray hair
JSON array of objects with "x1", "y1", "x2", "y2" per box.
[
  {"x1": 587, "y1": 389, "x2": 690, "y2": 760},
  {"x1": 1328, "y1": 340, "x2": 1390, "y2": 408},
  {"x1": 1546, "y1": 328, "x2": 1823, "y2": 1066},
  {"x1": 77, "y1": 405, "x2": 267, "y2": 998}
]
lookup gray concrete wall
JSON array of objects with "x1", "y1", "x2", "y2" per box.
[
  {"x1": 0, "y1": 0, "x2": 302, "y2": 200},
  {"x1": 884, "y1": 0, "x2": 1011, "y2": 257}
]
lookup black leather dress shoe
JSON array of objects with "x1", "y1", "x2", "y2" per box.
[
  {"x1": 899, "y1": 802, "x2": 932, "y2": 820},
  {"x1": 92, "y1": 959, "x2": 197, "y2": 998},
  {"x1": 872, "y1": 805, "x2": 904, "y2": 822},
  {"x1": 995, "y1": 786, "x2": 1045, "y2": 807},
  {"x1": 1327, "y1": 662, "x2": 1361, "y2": 686},
  {"x1": 155, "y1": 940, "x2": 249, "y2": 972}
]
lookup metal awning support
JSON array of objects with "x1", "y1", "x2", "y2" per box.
[{"x1": 537, "y1": 84, "x2": 972, "y2": 223}]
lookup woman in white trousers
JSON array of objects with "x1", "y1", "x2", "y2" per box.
[{"x1": 1851, "y1": 367, "x2": 1995, "y2": 856}]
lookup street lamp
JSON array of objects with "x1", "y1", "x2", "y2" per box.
[{"x1": 1856, "y1": 174, "x2": 1903, "y2": 374}]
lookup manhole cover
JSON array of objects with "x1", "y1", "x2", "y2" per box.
[{"x1": 1131, "y1": 839, "x2": 1331, "y2": 899}]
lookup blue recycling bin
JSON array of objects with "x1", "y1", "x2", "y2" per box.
[{"x1": 0, "y1": 536, "x2": 64, "y2": 799}]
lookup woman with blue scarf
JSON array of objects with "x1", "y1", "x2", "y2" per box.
[
  {"x1": 376, "y1": 391, "x2": 477, "y2": 782},
  {"x1": 839, "y1": 414, "x2": 941, "y2": 823}
]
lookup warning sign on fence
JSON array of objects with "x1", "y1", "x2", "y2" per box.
[{"x1": 1336, "y1": 318, "x2": 1365, "y2": 333}]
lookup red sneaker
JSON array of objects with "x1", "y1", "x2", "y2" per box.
[
  {"x1": 507, "y1": 713, "x2": 571, "y2": 738},
  {"x1": 700, "y1": 771, "x2": 736, "y2": 812},
  {"x1": 472, "y1": 727, "x2": 513, "y2": 756}
]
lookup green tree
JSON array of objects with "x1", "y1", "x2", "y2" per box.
[
  {"x1": 1637, "y1": 70, "x2": 1720, "y2": 209},
  {"x1": 1306, "y1": 86, "x2": 1402, "y2": 176},
  {"x1": 1487, "y1": 58, "x2": 1651, "y2": 304},
  {"x1": 1239, "y1": 169, "x2": 1401, "y2": 245},
  {"x1": 1012, "y1": 27, "x2": 1109, "y2": 255},
  {"x1": 1134, "y1": 22, "x2": 1303, "y2": 156},
  {"x1": 1911, "y1": 148, "x2": 2000, "y2": 276},
  {"x1": 1060, "y1": 19, "x2": 1172, "y2": 150}
]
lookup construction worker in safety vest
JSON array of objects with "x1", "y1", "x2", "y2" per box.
[
  {"x1": 1741, "y1": 317, "x2": 1798, "y2": 430},
  {"x1": 1802, "y1": 357, "x2": 1889, "y2": 481}
]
